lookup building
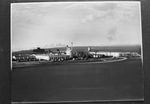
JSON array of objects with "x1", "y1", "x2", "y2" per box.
[
  {"x1": 31, "y1": 46, "x2": 73, "y2": 61},
  {"x1": 33, "y1": 47, "x2": 46, "y2": 54},
  {"x1": 32, "y1": 54, "x2": 49, "y2": 61},
  {"x1": 88, "y1": 46, "x2": 140, "y2": 58},
  {"x1": 65, "y1": 45, "x2": 72, "y2": 57}
]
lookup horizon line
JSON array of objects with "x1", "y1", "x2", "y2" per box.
[{"x1": 12, "y1": 44, "x2": 141, "y2": 52}]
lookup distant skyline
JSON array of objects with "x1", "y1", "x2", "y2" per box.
[{"x1": 11, "y1": 1, "x2": 142, "y2": 51}]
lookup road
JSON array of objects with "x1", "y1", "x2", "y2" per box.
[{"x1": 11, "y1": 58, "x2": 144, "y2": 103}]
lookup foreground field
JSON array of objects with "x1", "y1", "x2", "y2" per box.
[
  {"x1": 12, "y1": 57, "x2": 126, "y2": 68},
  {"x1": 11, "y1": 58, "x2": 143, "y2": 103}
]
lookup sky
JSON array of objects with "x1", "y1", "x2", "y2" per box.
[{"x1": 11, "y1": 1, "x2": 142, "y2": 51}]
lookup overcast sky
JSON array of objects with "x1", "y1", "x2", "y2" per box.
[{"x1": 11, "y1": 2, "x2": 141, "y2": 51}]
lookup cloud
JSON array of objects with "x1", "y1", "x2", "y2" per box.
[
  {"x1": 11, "y1": 2, "x2": 141, "y2": 51},
  {"x1": 82, "y1": 2, "x2": 140, "y2": 23},
  {"x1": 64, "y1": 3, "x2": 113, "y2": 22},
  {"x1": 83, "y1": 9, "x2": 109, "y2": 22}
]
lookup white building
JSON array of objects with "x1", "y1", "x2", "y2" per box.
[
  {"x1": 110, "y1": 52, "x2": 120, "y2": 57},
  {"x1": 32, "y1": 54, "x2": 49, "y2": 61},
  {"x1": 66, "y1": 45, "x2": 72, "y2": 57},
  {"x1": 89, "y1": 50, "x2": 140, "y2": 58}
]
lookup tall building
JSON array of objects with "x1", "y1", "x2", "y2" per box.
[{"x1": 66, "y1": 45, "x2": 72, "y2": 57}]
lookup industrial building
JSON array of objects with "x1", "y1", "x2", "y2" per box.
[
  {"x1": 12, "y1": 46, "x2": 141, "y2": 62},
  {"x1": 88, "y1": 47, "x2": 140, "y2": 58}
]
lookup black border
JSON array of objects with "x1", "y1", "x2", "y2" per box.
[
  {"x1": 1, "y1": 0, "x2": 150, "y2": 104},
  {"x1": 0, "y1": 0, "x2": 11, "y2": 104}
]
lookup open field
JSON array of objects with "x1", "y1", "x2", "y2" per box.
[
  {"x1": 12, "y1": 57, "x2": 126, "y2": 68},
  {"x1": 11, "y1": 58, "x2": 143, "y2": 103}
]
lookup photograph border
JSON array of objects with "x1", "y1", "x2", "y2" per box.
[{"x1": 1, "y1": 0, "x2": 150, "y2": 104}]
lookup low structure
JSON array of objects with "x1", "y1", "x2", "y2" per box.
[
  {"x1": 32, "y1": 54, "x2": 49, "y2": 61},
  {"x1": 87, "y1": 47, "x2": 140, "y2": 58},
  {"x1": 88, "y1": 51, "x2": 140, "y2": 58}
]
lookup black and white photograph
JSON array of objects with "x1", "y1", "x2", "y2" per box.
[{"x1": 11, "y1": 1, "x2": 143, "y2": 103}]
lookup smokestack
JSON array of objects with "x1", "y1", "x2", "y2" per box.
[{"x1": 71, "y1": 42, "x2": 73, "y2": 51}]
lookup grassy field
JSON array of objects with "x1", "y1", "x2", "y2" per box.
[
  {"x1": 12, "y1": 57, "x2": 126, "y2": 69},
  {"x1": 11, "y1": 58, "x2": 143, "y2": 102}
]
